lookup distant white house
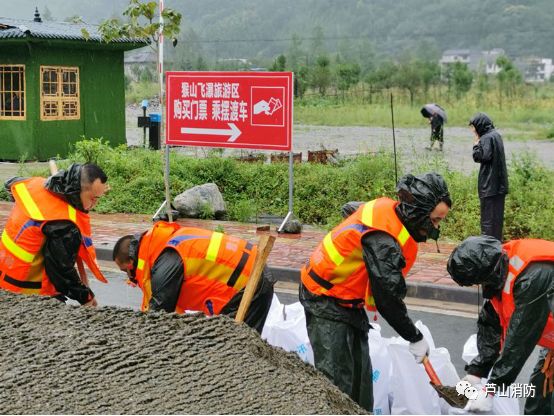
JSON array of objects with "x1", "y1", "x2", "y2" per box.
[
  {"x1": 514, "y1": 57, "x2": 554, "y2": 82},
  {"x1": 440, "y1": 48, "x2": 505, "y2": 74}
]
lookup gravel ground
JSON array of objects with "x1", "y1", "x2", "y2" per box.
[
  {"x1": 126, "y1": 106, "x2": 554, "y2": 174},
  {"x1": 0, "y1": 290, "x2": 366, "y2": 415}
]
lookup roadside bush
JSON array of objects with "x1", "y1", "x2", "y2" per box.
[
  {"x1": 504, "y1": 152, "x2": 554, "y2": 239},
  {"x1": 0, "y1": 138, "x2": 544, "y2": 242}
]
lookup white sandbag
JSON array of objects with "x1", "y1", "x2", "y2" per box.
[
  {"x1": 388, "y1": 343, "x2": 442, "y2": 414},
  {"x1": 431, "y1": 347, "x2": 460, "y2": 386},
  {"x1": 368, "y1": 324, "x2": 392, "y2": 415},
  {"x1": 386, "y1": 321, "x2": 442, "y2": 414},
  {"x1": 462, "y1": 334, "x2": 478, "y2": 364},
  {"x1": 261, "y1": 302, "x2": 519, "y2": 415},
  {"x1": 261, "y1": 296, "x2": 314, "y2": 364}
]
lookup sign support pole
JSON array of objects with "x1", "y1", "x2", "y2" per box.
[
  {"x1": 278, "y1": 73, "x2": 294, "y2": 233},
  {"x1": 159, "y1": 0, "x2": 173, "y2": 222},
  {"x1": 277, "y1": 151, "x2": 294, "y2": 232}
]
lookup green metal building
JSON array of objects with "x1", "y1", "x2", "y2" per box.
[{"x1": 0, "y1": 9, "x2": 147, "y2": 160}]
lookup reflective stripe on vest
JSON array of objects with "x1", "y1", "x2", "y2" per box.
[
  {"x1": 1, "y1": 230, "x2": 34, "y2": 263},
  {"x1": 323, "y1": 233, "x2": 344, "y2": 266},
  {"x1": 14, "y1": 182, "x2": 45, "y2": 220},
  {"x1": 1, "y1": 203, "x2": 89, "y2": 265},
  {"x1": 137, "y1": 258, "x2": 145, "y2": 271},
  {"x1": 362, "y1": 199, "x2": 411, "y2": 247},
  {"x1": 206, "y1": 232, "x2": 223, "y2": 262}
]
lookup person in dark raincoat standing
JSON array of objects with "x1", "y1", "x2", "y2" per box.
[
  {"x1": 447, "y1": 235, "x2": 554, "y2": 414},
  {"x1": 299, "y1": 172, "x2": 452, "y2": 411},
  {"x1": 469, "y1": 113, "x2": 509, "y2": 241},
  {"x1": 0, "y1": 163, "x2": 109, "y2": 306},
  {"x1": 421, "y1": 103, "x2": 446, "y2": 151},
  {"x1": 428, "y1": 113, "x2": 445, "y2": 151}
]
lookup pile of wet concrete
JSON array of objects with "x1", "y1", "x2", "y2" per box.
[{"x1": 0, "y1": 290, "x2": 366, "y2": 414}]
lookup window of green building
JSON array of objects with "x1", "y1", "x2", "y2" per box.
[
  {"x1": 40, "y1": 66, "x2": 80, "y2": 121},
  {"x1": 0, "y1": 65, "x2": 25, "y2": 120}
]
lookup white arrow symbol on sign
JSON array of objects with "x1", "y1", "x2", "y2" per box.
[{"x1": 181, "y1": 123, "x2": 242, "y2": 142}]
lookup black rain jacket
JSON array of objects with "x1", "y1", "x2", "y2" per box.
[
  {"x1": 466, "y1": 261, "x2": 554, "y2": 388},
  {"x1": 4, "y1": 164, "x2": 94, "y2": 304},
  {"x1": 300, "y1": 229, "x2": 423, "y2": 342},
  {"x1": 301, "y1": 173, "x2": 450, "y2": 342},
  {"x1": 470, "y1": 113, "x2": 509, "y2": 198},
  {"x1": 301, "y1": 198, "x2": 432, "y2": 342}
]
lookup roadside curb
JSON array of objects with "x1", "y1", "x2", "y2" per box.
[{"x1": 97, "y1": 245, "x2": 478, "y2": 306}]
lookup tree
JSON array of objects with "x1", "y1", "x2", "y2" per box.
[
  {"x1": 336, "y1": 63, "x2": 361, "y2": 100},
  {"x1": 365, "y1": 61, "x2": 397, "y2": 104},
  {"x1": 308, "y1": 26, "x2": 325, "y2": 66},
  {"x1": 98, "y1": 0, "x2": 182, "y2": 50},
  {"x1": 195, "y1": 56, "x2": 208, "y2": 71},
  {"x1": 442, "y1": 62, "x2": 473, "y2": 100},
  {"x1": 417, "y1": 60, "x2": 441, "y2": 100},
  {"x1": 311, "y1": 55, "x2": 332, "y2": 96},
  {"x1": 294, "y1": 66, "x2": 310, "y2": 99},
  {"x1": 394, "y1": 59, "x2": 421, "y2": 106},
  {"x1": 270, "y1": 55, "x2": 287, "y2": 72},
  {"x1": 451, "y1": 62, "x2": 473, "y2": 99},
  {"x1": 97, "y1": 0, "x2": 182, "y2": 221},
  {"x1": 139, "y1": 67, "x2": 154, "y2": 83},
  {"x1": 287, "y1": 33, "x2": 306, "y2": 71},
  {"x1": 475, "y1": 63, "x2": 490, "y2": 107},
  {"x1": 496, "y1": 55, "x2": 523, "y2": 107},
  {"x1": 352, "y1": 39, "x2": 376, "y2": 76}
]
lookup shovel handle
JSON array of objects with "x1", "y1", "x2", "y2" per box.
[
  {"x1": 423, "y1": 356, "x2": 442, "y2": 386},
  {"x1": 235, "y1": 234, "x2": 275, "y2": 323}
]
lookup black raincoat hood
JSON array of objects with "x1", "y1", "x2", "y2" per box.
[
  {"x1": 128, "y1": 232, "x2": 146, "y2": 263},
  {"x1": 44, "y1": 163, "x2": 85, "y2": 212},
  {"x1": 469, "y1": 112, "x2": 495, "y2": 137},
  {"x1": 395, "y1": 172, "x2": 451, "y2": 242},
  {"x1": 447, "y1": 235, "x2": 508, "y2": 294}
]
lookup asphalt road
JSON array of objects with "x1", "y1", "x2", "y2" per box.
[{"x1": 90, "y1": 269, "x2": 538, "y2": 413}]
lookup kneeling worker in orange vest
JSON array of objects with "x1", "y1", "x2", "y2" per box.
[
  {"x1": 299, "y1": 172, "x2": 451, "y2": 411},
  {"x1": 448, "y1": 235, "x2": 554, "y2": 414},
  {"x1": 0, "y1": 163, "x2": 109, "y2": 306},
  {"x1": 112, "y1": 221, "x2": 275, "y2": 333}
]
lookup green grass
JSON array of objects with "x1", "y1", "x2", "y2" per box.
[
  {"x1": 124, "y1": 79, "x2": 554, "y2": 139},
  {"x1": 293, "y1": 85, "x2": 554, "y2": 140},
  {"x1": 125, "y1": 81, "x2": 159, "y2": 105}
]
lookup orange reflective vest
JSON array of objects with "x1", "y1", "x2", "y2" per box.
[
  {"x1": 301, "y1": 197, "x2": 418, "y2": 311},
  {"x1": 0, "y1": 177, "x2": 106, "y2": 296},
  {"x1": 135, "y1": 221, "x2": 258, "y2": 315},
  {"x1": 490, "y1": 239, "x2": 554, "y2": 350}
]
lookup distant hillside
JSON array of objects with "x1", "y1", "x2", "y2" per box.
[
  {"x1": 177, "y1": 0, "x2": 554, "y2": 60},
  {"x1": 6, "y1": 0, "x2": 554, "y2": 60}
]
